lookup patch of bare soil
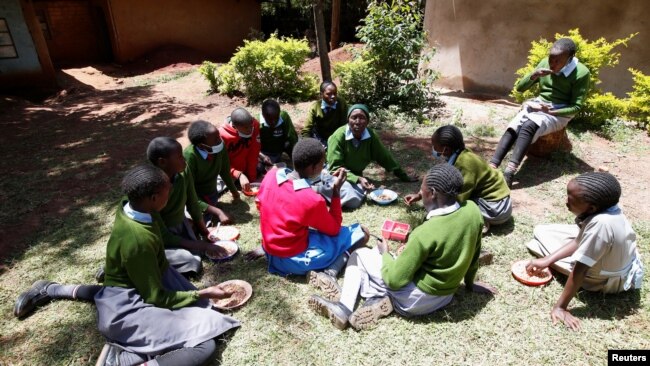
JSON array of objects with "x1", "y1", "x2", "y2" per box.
[{"x1": 300, "y1": 43, "x2": 363, "y2": 76}]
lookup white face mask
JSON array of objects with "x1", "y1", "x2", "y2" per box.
[
  {"x1": 238, "y1": 131, "x2": 253, "y2": 139},
  {"x1": 207, "y1": 141, "x2": 224, "y2": 154}
]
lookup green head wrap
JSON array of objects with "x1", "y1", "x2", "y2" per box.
[{"x1": 347, "y1": 104, "x2": 370, "y2": 119}]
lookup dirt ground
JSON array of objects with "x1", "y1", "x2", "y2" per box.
[{"x1": 1, "y1": 51, "x2": 649, "y2": 262}]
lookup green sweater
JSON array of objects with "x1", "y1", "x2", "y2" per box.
[
  {"x1": 326, "y1": 125, "x2": 409, "y2": 183},
  {"x1": 301, "y1": 99, "x2": 349, "y2": 140},
  {"x1": 260, "y1": 110, "x2": 298, "y2": 155},
  {"x1": 104, "y1": 201, "x2": 200, "y2": 309},
  {"x1": 158, "y1": 171, "x2": 203, "y2": 247},
  {"x1": 516, "y1": 57, "x2": 590, "y2": 117},
  {"x1": 454, "y1": 149, "x2": 510, "y2": 202},
  {"x1": 183, "y1": 144, "x2": 237, "y2": 211},
  {"x1": 381, "y1": 201, "x2": 483, "y2": 296}
]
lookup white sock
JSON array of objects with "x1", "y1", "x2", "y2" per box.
[{"x1": 339, "y1": 264, "x2": 362, "y2": 312}]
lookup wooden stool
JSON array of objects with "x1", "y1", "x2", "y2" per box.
[{"x1": 527, "y1": 128, "x2": 572, "y2": 158}]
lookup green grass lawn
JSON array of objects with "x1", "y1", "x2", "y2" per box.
[{"x1": 1, "y1": 100, "x2": 649, "y2": 365}]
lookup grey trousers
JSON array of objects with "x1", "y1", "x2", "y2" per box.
[{"x1": 474, "y1": 196, "x2": 512, "y2": 225}]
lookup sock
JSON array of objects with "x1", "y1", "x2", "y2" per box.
[
  {"x1": 338, "y1": 263, "x2": 362, "y2": 312},
  {"x1": 46, "y1": 284, "x2": 102, "y2": 301}
]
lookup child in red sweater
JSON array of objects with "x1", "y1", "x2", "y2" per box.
[
  {"x1": 219, "y1": 108, "x2": 261, "y2": 191},
  {"x1": 249, "y1": 138, "x2": 368, "y2": 299}
]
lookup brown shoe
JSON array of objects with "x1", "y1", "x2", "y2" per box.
[
  {"x1": 349, "y1": 296, "x2": 393, "y2": 330},
  {"x1": 308, "y1": 295, "x2": 351, "y2": 330},
  {"x1": 307, "y1": 271, "x2": 341, "y2": 301},
  {"x1": 479, "y1": 249, "x2": 494, "y2": 266}
]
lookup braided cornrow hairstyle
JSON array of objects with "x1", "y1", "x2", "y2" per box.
[
  {"x1": 188, "y1": 120, "x2": 215, "y2": 145},
  {"x1": 573, "y1": 172, "x2": 621, "y2": 212},
  {"x1": 432, "y1": 125, "x2": 465, "y2": 152},
  {"x1": 146, "y1": 137, "x2": 181, "y2": 165},
  {"x1": 121, "y1": 164, "x2": 169, "y2": 202},
  {"x1": 425, "y1": 164, "x2": 464, "y2": 198},
  {"x1": 292, "y1": 138, "x2": 325, "y2": 171}
]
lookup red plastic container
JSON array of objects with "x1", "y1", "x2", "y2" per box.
[{"x1": 381, "y1": 220, "x2": 410, "y2": 242}]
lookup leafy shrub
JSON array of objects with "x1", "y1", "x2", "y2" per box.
[
  {"x1": 335, "y1": 0, "x2": 438, "y2": 118},
  {"x1": 511, "y1": 29, "x2": 637, "y2": 127},
  {"x1": 197, "y1": 61, "x2": 219, "y2": 92},
  {"x1": 626, "y1": 68, "x2": 650, "y2": 133},
  {"x1": 199, "y1": 34, "x2": 318, "y2": 102}
]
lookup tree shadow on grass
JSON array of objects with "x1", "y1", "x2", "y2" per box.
[
  {"x1": 0, "y1": 78, "x2": 209, "y2": 264},
  {"x1": 512, "y1": 152, "x2": 594, "y2": 190}
]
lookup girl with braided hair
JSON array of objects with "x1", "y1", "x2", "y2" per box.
[
  {"x1": 14, "y1": 165, "x2": 240, "y2": 366},
  {"x1": 309, "y1": 164, "x2": 496, "y2": 331},
  {"x1": 405, "y1": 125, "x2": 512, "y2": 231},
  {"x1": 526, "y1": 172, "x2": 643, "y2": 331}
]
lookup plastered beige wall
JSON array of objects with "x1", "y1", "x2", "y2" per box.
[
  {"x1": 107, "y1": 0, "x2": 261, "y2": 62},
  {"x1": 424, "y1": 0, "x2": 649, "y2": 97}
]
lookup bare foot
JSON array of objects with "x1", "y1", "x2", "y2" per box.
[{"x1": 244, "y1": 246, "x2": 265, "y2": 261}]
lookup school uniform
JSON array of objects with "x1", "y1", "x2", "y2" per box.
[
  {"x1": 259, "y1": 110, "x2": 298, "y2": 162},
  {"x1": 508, "y1": 57, "x2": 590, "y2": 142},
  {"x1": 158, "y1": 171, "x2": 204, "y2": 274},
  {"x1": 257, "y1": 168, "x2": 364, "y2": 276},
  {"x1": 183, "y1": 144, "x2": 237, "y2": 208},
  {"x1": 301, "y1": 99, "x2": 349, "y2": 147},
  {"x1": 338, "y1": 201, "x2": 483, "y2": 316},
  {"x1": 325, "y1": 125, "x2": 410, "y2": 208},
  {"x1": 219, "y1": 118, "x2": 261, "y2": 182},
  {"x1": 526, "y1": 205, "x2": 644, "y2": 293},
  {"x1": 95, "y1": 201, "x2": 239, "y2": 356},
  {"x1": 451, "y1": 149, "x2": 512, "y2": 225}
]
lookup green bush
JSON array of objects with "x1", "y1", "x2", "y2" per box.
[
  {"x1": 511, "y1": 29, "x2": 637, "y2": 127},
  {"x1": 626, "y1": 68, "x2": 650, "y2": 133},
  {"x1": 199, "y1": 34, "x2": 318, "y2": 102},
  {"x1": 335, "y1": 0, "x2": 438, "y2": 118},
  {"x1": 197, "y1": 61, "x2": 219, "y2": 92}
]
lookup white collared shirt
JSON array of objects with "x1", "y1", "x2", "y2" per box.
[
  {"x1": 275, "y1": 167, "x2": 310, "y2": 191},
  {"x1": 425, "y1": 202, "x2": 461, "y2": 220},
  {"x1": 260, "y1": 113, "x2": 284, "y2": 128},
  {"x1": 123, "y1": 202, "x2": 153, "y2": 224},
  {"x1": 344, "y1": 125, "x2": 371, "y2": 141},
  {"x1": 557, "y1": 57, "x2": 578, "y2": 77}
]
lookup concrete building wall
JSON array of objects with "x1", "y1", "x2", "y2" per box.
[
  {"x1": 0, "y1": 0, "x2": 55, "y2": 90},
  {"x1": 424, "y1": 0, "x2": 649, "y2": 97},
  {"x1": 107, "y1": 0, "x2": 262, "y2": 63}
]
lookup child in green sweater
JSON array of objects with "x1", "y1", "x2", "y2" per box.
[
  {"x1": 301, "y1": 81, "x2": 348, "y2": 148},
  {"x1": 258, "y1": 99, "x2": 298, "y2": 170},
  {"x1": 325, "y1": 104, "x2": 417, "y2": 209},
  {"x1": 14, "y1": 165, "x2": 239, "y2": 365},
  {"x1": 183, "y1": 120, "x2": 240, "y2": 225},
  {"x1": 147, "y1": 137, "x2": 229, "y2": 275},
  {"x1": 405, "y1": 125, "x2": 512, "y2": 231},
  {"x1": 309, "y1": 164, "x2": 497, "y2": 330},
  {"x1": 489, "y1": 38, "x2": 590, "y2": 186}
]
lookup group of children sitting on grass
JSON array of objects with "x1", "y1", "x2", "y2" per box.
[{"x1": 13, "y1": 38, "x2": 644, "y2": 365}]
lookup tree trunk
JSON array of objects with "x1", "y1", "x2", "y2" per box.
[
  {"x1": 313, "y1": 0, "x2": 331, "y2": 81},
  {"x1": 527, "y1": 128, "x2": 573, "y2": 157},
  {"x1": 330, "y1": 0, "x2": 341, "y2": 50}
]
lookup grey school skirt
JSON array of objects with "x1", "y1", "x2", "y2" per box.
[{"x1": 94, "y1": 268, "x2": 240, "y2": 356}]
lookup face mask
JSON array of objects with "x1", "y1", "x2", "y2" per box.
[
  {"x1": 238, "y1": 131, "x2": 253, "y2": 139},
  {"x1": 432, "y1": 149, "x2": 448, "y2": 162},
  {"x1": 207, "y1": 141, "x2": 224, "y2": 154}
]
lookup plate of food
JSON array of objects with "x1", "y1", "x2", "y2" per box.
[
  {"x1": 511, "y1": 260, "x2": 553, "y2": 286},
  {"x1": 211, "y1": 279, "x2": 253, "y2": 311},
  {"x1": 243, "y1": 183, "x2": 261, "y2": 197},
  {"x1": 206, "y1": 240, "x2": 239, "y2": 262},
  {"x1": 368, "y1": 189, "x2": 398, "y2": 205},
  {"x1": 208, "y1": 226, "x2": 240, "y2": 241}
]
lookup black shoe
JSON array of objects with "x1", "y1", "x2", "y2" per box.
[
  {"x1": 95, "y1": 266, "x2": 105, "y2": 283},
  {"x1": 14, "y1": 280, "x2": 55, "y2": 318},
  {"x1": 349, "y1": 296, "x2": 393, "y2": 330},
  {"x1": 308, "y1": 295, "x2": 352, "y2": 330},
  {"x1": 307, "y1": 271, "x2": 341, "y2": 301}
]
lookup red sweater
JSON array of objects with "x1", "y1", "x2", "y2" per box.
[
  {"x1": 258, "y1": 168, "x2": 342, "y2": 257},
  {"x1": 219, "y1": 119, "x2": 261, "y2": 181}
]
